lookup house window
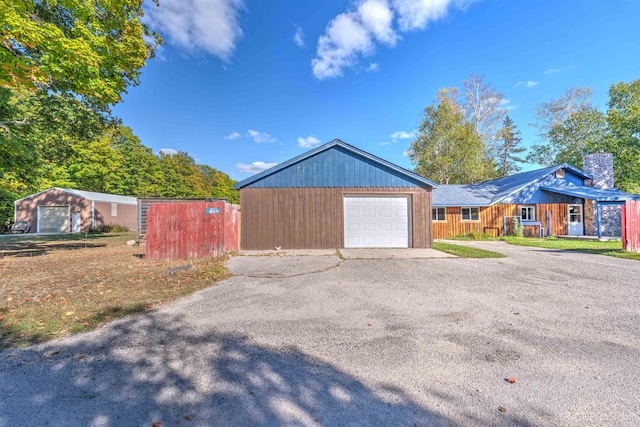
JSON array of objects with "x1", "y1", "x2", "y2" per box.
[
  {"x1": 521, "y1": 206, "x2": 535, "y2": 221},
  {"x1": 432, "y1": 207, "x2": 446, "y2": 222},
  {"x1": 111, "y1": 203, "x2": 117, "y2": 217},
  {"x1": 461, "y1": 207, "x2": 480, "y2": 221}
]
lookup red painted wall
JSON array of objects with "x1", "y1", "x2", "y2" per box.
[
  {"x1": 623, "y1": 201, "x2": 640, "y2": 253},
  {"x1": 145, "y1": 201, "x2": 240, "y2": 260}
]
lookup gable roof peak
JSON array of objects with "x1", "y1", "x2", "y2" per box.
[{"x1": 234, "y1": 139, "x2": 437, "y2": 189}]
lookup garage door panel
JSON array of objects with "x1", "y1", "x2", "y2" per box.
[
  {"x1": 344, "y1": 196, "x2": 409, "y2": 248},
  {"x1": 39, "y1": 206, "x2": 69, "y2": 233}
]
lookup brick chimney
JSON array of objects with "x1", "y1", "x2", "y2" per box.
[{"x1": 583, "y1": 151, "x2": 614, "y2": 189}]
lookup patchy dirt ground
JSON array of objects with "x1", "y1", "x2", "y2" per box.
[{"x1": 0, "y1": 233, "x2": 228, "y2": 349}]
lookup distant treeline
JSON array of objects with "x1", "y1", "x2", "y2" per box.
[{"x1": 0, "y1": 88, "x2": 238, "y2": 221}]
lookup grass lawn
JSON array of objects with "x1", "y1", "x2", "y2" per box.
[
  {"x1": 433, "y1": 242, "x2": 506, "y2": 258},
  {"x1": 503, "y1": 236, "x2": 640, "y2": 260},
  {"x1": 0, "y1": 232, "x2": 229, "y2": 350}
]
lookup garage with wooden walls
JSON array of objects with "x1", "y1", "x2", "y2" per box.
[{"x1": 234, "y1": 139, "x2": 437, "y2": 250}]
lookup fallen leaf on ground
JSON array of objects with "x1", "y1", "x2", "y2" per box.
[
  {"x1": 184, "y1": 414, "x2": 197, "y2": 421},
  {"x1": 152, "y1": 422, "x2": 162, "y2": 427},
  {"x1": 498, "y1": 406, "x2": 507, "y2": 413},
  {"x1": 506, "y1": 377, "x2": 517, "y2": 384}
]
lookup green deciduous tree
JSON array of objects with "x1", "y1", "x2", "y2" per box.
[
  {"x1": 0, "y1": 0, "x2": 161, "y2": 108},
  {"x1": 527, "y1": 80, "x2": 640, "y2": 192},
  {"x1": 604, "y1": 79, "x2": 640, "y2": 192},
  {"x1": 495, "y1": 115, "x2": 527, "y2": 177},
  {"x1": 527, "y1": 87, "x2": 602, "y2": 167},
  {"x1": 409, "y1": 89, "x2": 496, "y2": 184},
  {"x1": 110, "y1": 126, "x2": 165, "y2": 196}
]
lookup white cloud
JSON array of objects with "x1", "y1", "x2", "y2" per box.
[
  {"x1": 499, "y1": 99, "x2": 518, "y2": 111},
  {"x1": 224, "y1": 131, "x2": 241, "y2": 140},
  {"x1": 312, "y1": 11, "x2": 375, "y2": 79},
  {"x1": 293, "y1": 25, "x2": 305, "y2": 48},
  {"x1": 159, "y1": 148, "x2": 179, "y2": 155},
  {"x1": 392, "y1": 0, "x2": 474, "y2": 32},
  {"x1": 236, "y1": 161, "x2": 278, "y2": 174},
  {"x1": 358, "y1": 0, "x2": 398, "y2": 45},
  {"x1": 297, "y1": 136, "x2": 322, "y2": 148},
  {"x1": 247, "y1": 129, "x2": 276, "y2": 143},
  {"x1": 378, "y1": 141, "x2": 391, "y2": 146},
  {"x1": 390, "y1": 130, "x2": 415, "y2": 141},
  {"x1": 312, "y1": 0, "x2": 475, "y2": 79},
  {"x1": 516, "y1": 80, "x2": 539, "y2": 88},
  {"x1": 544, "y1": 66, "x2": 571, "y2": 76},
  {"x1": 366, "y1": 62, "x2": 380, "y2": 72},
  {"x1": 144, "y1": 0, "x2": 244, "y2": 61}
]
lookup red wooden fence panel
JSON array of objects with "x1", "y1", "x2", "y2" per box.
[
  {"x1": 145, "y1": 201, "x2": 240, "y2": 260},
  {"x1": 623, "y1": 200, "x2": 640, "y2": 253}
]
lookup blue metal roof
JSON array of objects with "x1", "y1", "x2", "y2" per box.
[
  {"x1": 433, "y1": 164, "x2": 592, "y2": 206},
  {"x1": 540, "y1": 185, "x2": 640, "y2": 202},
  {"x1": 234, "y1": 139, "x2": 437, "y2": 189}
]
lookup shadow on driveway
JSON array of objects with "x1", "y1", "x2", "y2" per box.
[{"x1": 0, "y1": 313, "x2": 460, "y2": 426}]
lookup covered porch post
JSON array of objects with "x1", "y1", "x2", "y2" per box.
[{"x1": 596, "y1": 201, "x2": 602, "y2": 239}]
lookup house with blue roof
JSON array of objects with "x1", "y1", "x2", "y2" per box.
[{"x1": 432, "y1": 152, "x2": 640, "y2": 239}]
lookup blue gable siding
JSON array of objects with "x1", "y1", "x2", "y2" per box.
[
  {"x1": 502, "y1": 173, "x2": 582, "y2": 204},
  {"x1": 246, "y1": 146, "x2": 424, "y2": 188},
  {"x1": 564, "y1": 169, "x2": 586, "y2": 186}
]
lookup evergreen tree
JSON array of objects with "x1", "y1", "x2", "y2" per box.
[{"x1": 495, "y1": 116, "x2": 527, "y2": 177}]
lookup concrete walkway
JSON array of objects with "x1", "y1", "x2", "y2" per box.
[
  {"x1": 340, "y1": 248, "x2": 455, "y2": 259},
  {"x1": 240, "y1": 248, "x2": 455, "y2": 259}
]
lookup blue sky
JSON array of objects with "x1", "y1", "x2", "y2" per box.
[{"x1": 113, "y1": 0, "x2": 640, "y2": 180}]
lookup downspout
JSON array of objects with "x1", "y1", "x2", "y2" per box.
[{"x1": 91, "y1": 201, "x2": 95, "y2": 231}]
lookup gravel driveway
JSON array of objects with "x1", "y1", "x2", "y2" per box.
[{"x1": 1, "y1": 242, "x2": 639, "y2": 426}]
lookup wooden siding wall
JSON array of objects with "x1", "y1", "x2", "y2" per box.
[
  {"x1": 239, "y1": 187, "x2": 432, "y2": 249},
  {"x1": 622, "y1": 200, "x2": 640, "y2": 253},
  {"x1": 432, "y1": 203, "x2": 569, "y2": 238},
  {"x1": 137, "y1": 198, "x2": 210, "y2": 241},
  {"x1": 145, "y1": 201, "x2": 240, "y2": 260}
]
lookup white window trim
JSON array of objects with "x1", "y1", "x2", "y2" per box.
[
  {"x1": 111, "y1": 203, "x2": 118, "y2": 217},
  {"x1": 461, "y1": 207, "x2": 481, "y2": 222},
  {"x1": 432, "y1": 207, "x2": 446, "y2": 222},
  {"x1": 521, "y1": 206, "x2": 535, "y2": 222}
]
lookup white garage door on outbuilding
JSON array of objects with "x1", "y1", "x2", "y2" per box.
[
  {"x1": 344, "y1": 196, "x2": 410, "y2": 248},
  {"x1": 38, "y1": 206, "x2": 70, "y2": 233}
]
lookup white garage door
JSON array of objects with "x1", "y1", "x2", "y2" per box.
[
  {"x1": 344, "y1": 196, "x2": 410, "y2": 248},
  {"x1": 39, "y1": 206, "x2": 70, "y2": 233}
]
